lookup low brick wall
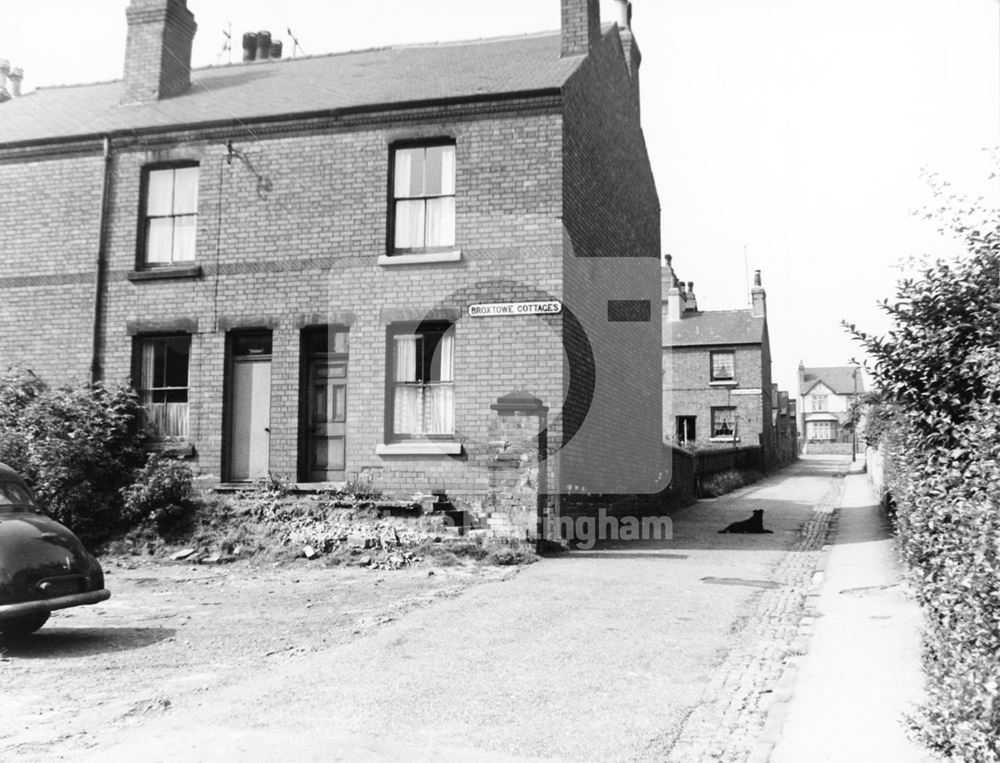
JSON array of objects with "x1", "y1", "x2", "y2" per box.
[{"x1": 804, "y1": 441, "x2": 852, "y2": 455}]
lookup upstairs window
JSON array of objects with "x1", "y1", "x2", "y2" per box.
[
  {"x1": 141, "y1": 165, "x2": 199, "y2": 266},
  {"x1": 136, "y1": 336, "x2": 190, "y2": 440},
  {"x1": 811, "y1": 394, "x2": 828, "y2": 411},
  {"x1": 710, "y1": 350, "x2": 735, "y2": 382},
  {"x1": 391, "y1": 144, "x2": 455, "y2": 252},
  {"x1": 389, "y1": 323, "x2": 455, "y2": 437}
]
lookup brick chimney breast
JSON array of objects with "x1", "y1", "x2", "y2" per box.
[
  {"x1": 561, "y1": 0, "x2": 600, "y2": 58},
  {"x1": 121, "y1": 0, "x2": 197, "y2": 104}
]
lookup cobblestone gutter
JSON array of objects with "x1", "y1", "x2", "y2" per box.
[{"x1": 665, "y1": 472, "x2": 846, "y2": 762}]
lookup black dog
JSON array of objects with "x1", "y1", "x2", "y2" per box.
[{"x1": 719, "y1": 509, "x2": 773, "y2": 534}]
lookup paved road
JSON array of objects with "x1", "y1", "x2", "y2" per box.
[{"x1": 67, "y1": 457, "x2": 850, "y2": 762}]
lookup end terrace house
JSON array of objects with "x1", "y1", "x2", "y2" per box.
[
  {"x1": 0, "y1": 0, "x2": 662, "y2": 511},
  {"x1": 661, "y1": 262, "x2": 777, "y2": 470}
]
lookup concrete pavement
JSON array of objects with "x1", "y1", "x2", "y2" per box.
[{"x1": 769, "y1": 458, "x2": 934, "y2": 762}]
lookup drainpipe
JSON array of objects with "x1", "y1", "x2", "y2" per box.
[{"x1": 91, "y1": 136, "x2": 113, "y2": 384}]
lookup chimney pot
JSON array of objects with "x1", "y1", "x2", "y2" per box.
[
  {"x1": 242, "y1": 32, "x2": 258, "y2": 62},
  {"x1": 256, "y1": 30, "x2": 272, "y2": 61},
  {"x1": 751, "y1": 270, "x2": 767, "y2": 318},
  {"x1": 270, "y1": 40, "x2": 283, "y2": 59}
]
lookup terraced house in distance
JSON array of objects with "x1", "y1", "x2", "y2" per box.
[{"x1": 0, "y1": 0, "x2": 663, "y2": 539}]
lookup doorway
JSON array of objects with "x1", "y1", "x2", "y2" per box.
[
  {"x1": 227, "y1": 332, "x2": 272, "y2": 481},
  {"x1": 301, "y1": 327, "x2": 349, "y2": 482}
]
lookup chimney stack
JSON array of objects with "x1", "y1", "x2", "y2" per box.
[
  {"x1": 684, "y1": 282, "x2": 698, "y2": 312},
  {"x1": 121, "y1": 0, "x2": 197, "y2": 104},
  {"x1": 751, "y1": 270, "x2": 766, "y2": 318},
  {"x1": 0, "y1": 60, "x2": 9, "y2": 103},
  {"x1": 561, "y1": 0, "x2": 600, "y2": 58},
  {"x1": 662, "y1": 255, "x2": 683, "y2": 323},
  {"x1": 613, "y1": 0, "x2": 642, "y2": 109},
  {"x1": 8, "y1": 68, "x2": 22, "y2": 97}
]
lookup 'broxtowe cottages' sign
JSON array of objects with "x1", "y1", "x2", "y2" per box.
[{"x1": 468, "y1": 301, "x2": 562, "y2": 317}]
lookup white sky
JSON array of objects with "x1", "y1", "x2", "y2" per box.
[{"x1": 2, "y1": 1, "x2": 998, "y2": 395}]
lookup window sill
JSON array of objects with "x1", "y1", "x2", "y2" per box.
[
  {"x1": 128, "y1": 265, "x2": 203, "y2": 282},
  {"x1": 378, "y1": 250, "x2": 462, "y2": 266},
  {"x1": 709, "y1": 436, "x2": 741, "y2": 443},
  {"x1": 709, "y1": 380, "x2": 738, "y2": 386},
  {"x1": 376, "y1": 442, "x2": 463, "y2": 456}
]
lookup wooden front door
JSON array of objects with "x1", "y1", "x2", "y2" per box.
[
  {"x1": 306, "y1": 355, "x2": 347, "y2": 481},
  {"x1": 228, "y1": 333, "x2": 272, "y2": 481}
]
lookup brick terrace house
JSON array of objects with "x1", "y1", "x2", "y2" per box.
[
  {"x1": 0, "y1": 0, "x2": 663, "y2": 529},
  {"x1": 798, "y1": 364, "x2": 864, "y2": 448},
  {"x1": 661, "y1": 261, "x2": 780, "y2": 471}
]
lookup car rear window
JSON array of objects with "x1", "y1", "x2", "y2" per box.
[{"x1": 0, "y1": 481, "x2": 35, "y2": 506}]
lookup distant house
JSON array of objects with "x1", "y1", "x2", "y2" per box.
[
  {"x1": 661, "y1": 261, "x2": 781, "y2": 470},
  {"x1": 798, "y1": 364, "x2": 864, "y2": 447},
  {"x1": 774, "y1": 387, "x2": 798, "y2": 465}
]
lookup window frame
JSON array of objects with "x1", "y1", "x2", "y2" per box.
[
  {"x1": 387, "y1": 140, "x2": 457, "y2": 256},
  {"x1": 811, "y1": 394, "x2": 829, "y2": 411},
  {"x1": 709, "y1": 350, "x2": 736, "y2": 383},
  {"x1": 385, "y1": 320, "x2": 456, "y2": 442},
  {"x1": 710, "y1": 406, "x2": 737, "y2": 439},
  {"x1": 133, "y1": 334, "x2": 192, "y2": 442},
  {"x1": 676, "y1": 416, "x2": 696, "y2": 444},
  {"x1": 137, "y1": 161, "x2": 200, "y2": 269}
]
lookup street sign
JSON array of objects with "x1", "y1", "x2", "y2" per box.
[{"x1": 468, "y1": 301, "x2": 562, "y2": 317}]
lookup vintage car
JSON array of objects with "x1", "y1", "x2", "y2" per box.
[{"x1": 0, "y1": 462, "x2": 110, "y2": 638}]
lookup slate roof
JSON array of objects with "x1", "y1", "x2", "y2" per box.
[
  {"x1": 799, "y1": 366, "x2": 864, "y2": 396},
  {"x1": 663, "y1": 309, "x2": 766, "y2": 347},
  {"x1": 0, "y1": 31, "x2": 583, "y2": 145}
]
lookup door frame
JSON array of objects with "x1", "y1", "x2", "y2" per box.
[
  {"x1": 297, "y1": 326, "x2": 349, "y2": 483},
  {"x1": 222, "y1": 330, "x2": 273, "y2": 482}
]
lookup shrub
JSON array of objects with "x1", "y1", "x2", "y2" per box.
[
  {"x1": 850, "y1": 193, "x2": 1000, "y2": 759},
  {"x1": 121, "y1": 455, "x2": 195, "y2": 536},
  {"x1": 700, "y1": 468, "x2": 760, "y2": 498},
  {"x1": 0, "y1": 367, "x2": 147, "y2": 545}
]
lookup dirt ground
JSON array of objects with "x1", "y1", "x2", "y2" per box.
[
  {"x1": 0, "y1": 556, "x2": 516, "y2": 761},
  {"x1": 2, "y1": 459, "x2": 859, "y2": 762}
]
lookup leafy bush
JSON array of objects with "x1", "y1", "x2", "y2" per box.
[
  {"x1": 700, "y1": 468, "x2": 761, "y2": 498},
  {"x1": 850, "y1": 198, "x2": 1000, "y2": 759},
  {"x1": 0, "y1": 366, "x2": 147, "y2": 545},
  {"x1": 121, "y1": 455, "x2": 195, "y2": 536}
]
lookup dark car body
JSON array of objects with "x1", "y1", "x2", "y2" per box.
[{"x1": 0, "y1": 462, "x2": 110, "y2": 637}]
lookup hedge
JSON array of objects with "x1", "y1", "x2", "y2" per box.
[{"x1": 852, "y1": 218, "x2": 1000, "y2": 760}]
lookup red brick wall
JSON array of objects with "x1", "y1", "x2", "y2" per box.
[
  {"x1": 663, "y1": 344, "x2": 773, "y2": 460},
  {"x1": 0, "y1": 31, "x2": 663, "y2": 509},
  {"x1": 559, "y1": 27, "x2": 663, "y2": 496},
  {"x1": 0, "y1": 155, "x2": 103, "y2": 381},
  {"x1": 0, "y1": 104, "x2": 573, "y2": 509}
]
